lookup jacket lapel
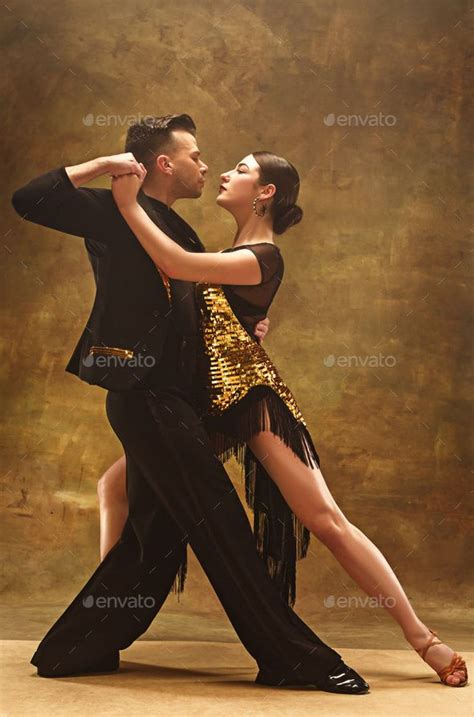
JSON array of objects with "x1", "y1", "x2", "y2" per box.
[{"x1": 137, "y1": 191, "x2": 205, "y2": 254}]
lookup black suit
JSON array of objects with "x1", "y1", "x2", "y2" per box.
[
  {"x1": 12, "y1": 166, "x2": 202, "y2": 391},
  {"x1": 11, "y1": 168, "x2": 342, "y2": 682}
]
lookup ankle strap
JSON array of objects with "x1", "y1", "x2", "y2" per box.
[{"x1": 417, "y1": 629, "x2": 442, "y2": 660}]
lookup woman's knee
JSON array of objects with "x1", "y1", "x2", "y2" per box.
[
  {"x1": 310, "y1": 507, "x2": 352, "y2": 546},
  {"x1": 97, "y1": 459, "x2": 127, "y2": 506}
]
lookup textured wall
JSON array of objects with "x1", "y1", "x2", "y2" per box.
[{"x1": 1, "y1": 0, "x2": 472, "y2": 624}]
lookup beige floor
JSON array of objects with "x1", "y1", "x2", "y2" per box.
[
  {"x1": 1, "y1": 605, "x2": 472, "y2": 716},
  {"x1": 1, "y1": 639, "x2": 472, "y2": 716}
]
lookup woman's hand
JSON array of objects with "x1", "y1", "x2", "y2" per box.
[
  {"x1": 254, "y1": 317, "x2": 270, "y2": 343},
  {"x1": 111, "y1": 163, "x2": 147, "y2": 210}
]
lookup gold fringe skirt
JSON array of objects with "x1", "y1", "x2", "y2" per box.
[{"x1": 188, "y1": 283, "x2": 321, "y2": 607}]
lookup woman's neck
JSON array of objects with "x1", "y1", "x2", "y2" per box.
[{"x1": 231, "y1": 213, "x2": 274, "y2": 247}]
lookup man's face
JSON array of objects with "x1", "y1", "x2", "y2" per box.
[{"x1": 167, "y1": 130, "x2": 208, "y2": 199}]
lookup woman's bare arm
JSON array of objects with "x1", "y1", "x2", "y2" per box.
[{"x1": 112, "y1": 173, "x2": 262, "y2": 286}]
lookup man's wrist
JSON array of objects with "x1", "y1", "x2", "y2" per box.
[
  {"x1": 95, "y1": 156, "x2": 111, "y2": 174},
  {"x1": 87, "y1": 156, "x2": 112, "y2": 179},
  {"x1": 65, "y1": 156, "x2": 110, "y2": 188}
]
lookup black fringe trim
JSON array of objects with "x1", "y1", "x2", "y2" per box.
[
  {"x1": 205, "y1": 387, "x2": 320, "y2": 607},
  {"x1": 168, "y1": 387, "x2": 320, "y2": 607},
  {"x1": 169, "y1": 549, "x2": 188, "y2": 601}
]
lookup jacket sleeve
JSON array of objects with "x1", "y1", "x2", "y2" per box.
[{"x1": 11, "y1": 166, "x2": 123, "y2": 244}]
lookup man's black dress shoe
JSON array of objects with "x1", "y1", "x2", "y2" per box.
[
  {"x1": 34, "y1": 650, "x2": 120, "y2": 678},
  {"x1": 255, "y1": 659, "x2": 369, "y2": 694}
]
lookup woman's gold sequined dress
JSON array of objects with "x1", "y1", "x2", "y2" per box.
[{"x1": 193, "y1": 242, "x2": 321, "y2": 607}]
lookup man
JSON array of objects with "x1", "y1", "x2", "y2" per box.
[{"x1": 11, "y1": 114, "x2": 369, "y2": 693}]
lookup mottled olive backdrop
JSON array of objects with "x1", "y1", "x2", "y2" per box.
[{"x1": 1, "y1": 0, "x2": 472, "y2": 636}]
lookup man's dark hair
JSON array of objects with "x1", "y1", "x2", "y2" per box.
[{"x1": 125, "y1": 114, "x2": 196, "y2": 168}]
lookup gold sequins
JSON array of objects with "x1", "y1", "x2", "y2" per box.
[{"x1": 198, "y1": 284, "x2": 307, "y2": 424}]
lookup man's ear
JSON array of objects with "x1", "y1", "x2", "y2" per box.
[{"x1": 156, "y1": 154, "x2": 173, "y2": 175}]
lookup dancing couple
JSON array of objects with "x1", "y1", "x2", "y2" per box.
[{"x1": 11, "y1": 113, "x2": 466, "y2": 691}]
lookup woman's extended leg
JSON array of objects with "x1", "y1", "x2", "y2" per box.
[
  {"x1": 97, "y1": 429, "x2": 465, "y2": 685},
  {"x1": 97, "y1": 455, "x2": 128, "y2": 560},
  {"x1": 248, "y1": 429, "x2": 466, "y2": 686}
]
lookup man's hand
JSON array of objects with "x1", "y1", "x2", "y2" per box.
[
  {"x1": 65, "y1": 153, "x2": 143, "y2": 188},
  {"x1": 103, "y1": 153, "x2": 143, "y2": 178},
  {"x1": 254, "y1": 317, "x2": 270, "y2": 343},
  {"x1": 111, "y1": 164, "x2": 147, "y2": 210}
]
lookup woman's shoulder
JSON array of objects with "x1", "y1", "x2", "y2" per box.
[
  {"x1": 226, "y1": 242, "x2": 283, "y2": 283},
  {"x1": 223, "y1": 242, "x2": 282, "y2": 263},
  {"x1": 223, "y1": 242, "x2": 281, "y2": 253}
]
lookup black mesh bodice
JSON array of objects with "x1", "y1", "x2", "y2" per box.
[{"x1": 220, "y1": 242, "x2": 284, "y2": 335}]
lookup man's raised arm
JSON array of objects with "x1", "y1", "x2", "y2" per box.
[{"x1": 11, "y1": 153, "x2": 142, "y2": 241}]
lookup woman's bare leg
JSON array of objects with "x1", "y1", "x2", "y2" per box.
[
  {"x1": 248, "y1": 430, "x2": 465, "y2": 685},
  {"x1": 97, "y1": 455, "x2": 129, "y2": 560}
]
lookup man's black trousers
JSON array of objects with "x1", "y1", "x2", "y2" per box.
[{"x1": 31, "y1": 388, "x2": 342, "y2": 683}]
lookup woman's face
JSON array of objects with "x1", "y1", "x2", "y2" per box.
[{"x1": 216, "y1": 154, "x2": 270, "y2": 211}]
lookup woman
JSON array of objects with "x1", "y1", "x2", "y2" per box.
[{"x1": 100, "y1": 151, "x2": 466, "y2": 688}]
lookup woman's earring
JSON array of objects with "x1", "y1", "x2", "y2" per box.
[{"x1": 253, "y1": 197, "x2": 267, "y2": 217}]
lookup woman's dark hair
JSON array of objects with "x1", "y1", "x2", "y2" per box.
[
  {"x1": 125, "y1": 114, "x2": 196, "y2": 168},
  {"x1": 252, "y1": 151, "x2": 303, "y2": 235}
]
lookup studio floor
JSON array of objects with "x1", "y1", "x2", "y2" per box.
[{"x1": 1, "y1": 606, "x2": 472, "y2": 716}]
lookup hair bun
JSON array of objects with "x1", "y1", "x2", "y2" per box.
[{"x1": 273, "y1": 203, "x2": 303, "y2": 235}]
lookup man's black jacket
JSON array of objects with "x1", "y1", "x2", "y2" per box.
[{"x1": 11, "y1": 167, "x2": 205, "y2": 391}]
